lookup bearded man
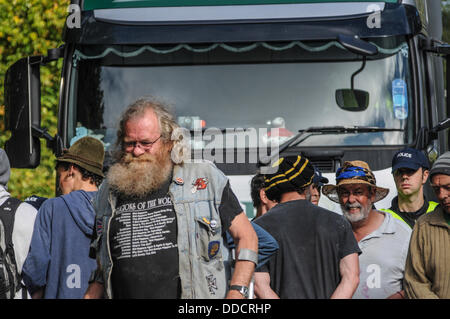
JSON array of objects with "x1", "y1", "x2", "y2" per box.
[
  {"x1": 84, "y1": 97, "x2": 258, "y2": 299},
  {"x1": 323, "y1": 160, "x2": 411, "y2": 299}
]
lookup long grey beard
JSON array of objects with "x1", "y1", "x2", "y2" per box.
[{"x1": 107, "y1": 152, "x2": 173, "y2": 198}]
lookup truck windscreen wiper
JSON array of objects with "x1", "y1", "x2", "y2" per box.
[
  {"x1": 189, "y1": 127, "x2": 248, "y2": 134},
  {"x1": 258, "y1": 125, "x2": 404, "y2": 166}
]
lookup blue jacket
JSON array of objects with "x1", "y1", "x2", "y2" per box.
[{"x1": 22, "y1": 190, "x2": 97, "y2": 299}]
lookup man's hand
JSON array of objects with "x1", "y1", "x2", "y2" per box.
[
  {"x1": 226, "y1": 289, "x2": 246, "y2": 299},
  {"x1": 84, "y1": 282, "x2": 104, "y2": 299},
  {"x1": 254, "y1": 272, "x2": 279, "y2": 299}
]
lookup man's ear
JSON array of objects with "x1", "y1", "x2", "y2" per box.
[
  {"x1": 260, "y1": 189, "x2": 269, "y2": 204},
  {"x1": 370, "y1": 187, "x2": 376, "y2": 202},
  {"x1": 422, "y1": 169, "x2": 430, "y2": 184}
]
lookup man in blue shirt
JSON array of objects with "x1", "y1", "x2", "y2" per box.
[{"x1": 22, "y1": 136, "x2": 105, "y2": 298}]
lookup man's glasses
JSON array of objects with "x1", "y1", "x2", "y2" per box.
[
  {"x1": 123, "y1": 136, "x2": 161, "y2": 151},
  {"x1": 337, "y1": 187, "x2": 369, "y2": 198}
]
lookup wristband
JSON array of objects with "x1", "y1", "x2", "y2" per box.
[{"x1": 237, "y1": 248, "x2": 258, "y2": 265}]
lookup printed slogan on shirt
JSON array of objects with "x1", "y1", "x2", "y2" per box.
[{"x1": 113, "y1": 196, "x2": 177, "y2": 259}]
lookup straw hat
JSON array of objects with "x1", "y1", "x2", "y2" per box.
[{"x1": 322, "y1": 160, "x2": 389, "y2": 203}]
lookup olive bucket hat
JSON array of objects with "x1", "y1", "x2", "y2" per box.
[
  {"x1": 56, "y1": 136, "x2": 105, "y2": 177},
  {"x1": 322, "y1": 160, "x2": 389, "y2": 203}
]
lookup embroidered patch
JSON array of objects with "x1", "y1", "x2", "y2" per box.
[
  {"x1": 206, "y1": 274, "x2": 218, "y2": 295},
  {"x1": 193, "y1": 177, "x2": 208, "y2": 190},
  {"x1": 208, "y1": 241, "x2": 220, "y2": 259}
]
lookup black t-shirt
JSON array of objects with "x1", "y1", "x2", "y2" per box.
[
  {"x1": 254, "y1": 200, "x2": 360, "y2": 299},
  {"x1": 109, "y1": 179, "x2": 242, "y2": 299},
  {"x1": 388, "y1": 196, "x2": 431, "y2": 228}
]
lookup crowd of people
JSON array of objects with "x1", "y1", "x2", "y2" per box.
[{"x1": 1, "y1": 97, "x2": 449, "y2": 299}]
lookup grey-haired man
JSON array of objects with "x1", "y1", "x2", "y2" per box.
[
  {"x1": 323, "y1": 160, "x2": 412, "y2": 299},
  {"x1": 85, "y1": 97, "x2": 258, "y2": 299}
]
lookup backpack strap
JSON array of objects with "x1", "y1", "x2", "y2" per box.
[
  {"x1": 0, "y1": 198, "x2": 22, "y2": 251},
  {"x1": 0, "y1": 197, "x2": 23, "y2": 297},
  {"x1": 24, "y1": 195, "x2": 47, "y2": 211}
]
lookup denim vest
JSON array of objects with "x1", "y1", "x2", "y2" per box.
[{"x1": 91, "y1": 160, "x2": 232, "y2": 299}]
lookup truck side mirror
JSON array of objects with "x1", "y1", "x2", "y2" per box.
[
  {"x1": 4, "y1": 56, "x2": 42, "y2": 168},
  {"x1": 415, "y1": 118, "x2": 450, "y2": 151}
]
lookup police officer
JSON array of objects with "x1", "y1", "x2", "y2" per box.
[{"x1": 381, "y1": 148, "x2": 438, "y2": 228}]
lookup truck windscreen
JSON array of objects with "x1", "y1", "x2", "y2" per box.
[{"x1": 69, "y1": 38, "x2": 413, "y2": 151}]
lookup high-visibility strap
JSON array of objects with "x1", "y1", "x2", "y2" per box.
[
  {"x1": 381, "y1": 201, "x2": 439, "y2": 228},
  {"x1": 380, "y1": 208, "x2": 408, "y2": 226},
  {"x1": 426, "y1": 201, "x2": 439, "y2": 213}
]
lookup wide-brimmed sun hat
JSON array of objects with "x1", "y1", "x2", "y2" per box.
[
  {"x1": 264, "y1": 155, "x2": 315, "y2": 201},
  {"x1": 322, "y1": 160, "x2": 389, "y2": 203}
]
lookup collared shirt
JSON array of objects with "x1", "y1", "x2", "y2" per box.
[{"x1": 353, "y1": 212, "x2": 412, "y2": 299}]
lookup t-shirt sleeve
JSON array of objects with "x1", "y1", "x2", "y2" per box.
[
  {"x1": 255, "y1": 260, "x2": 270, "y2": 273},
  {"x1": 338, "y1": 216, "x2": 362, "y2": 258},
  {"x1": 218, "y1": 181, "x2": 244, "y2": 232}
]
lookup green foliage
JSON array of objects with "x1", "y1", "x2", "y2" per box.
[{"x1": 0, "y1": 0, "x2": 69, "y2": 199}]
